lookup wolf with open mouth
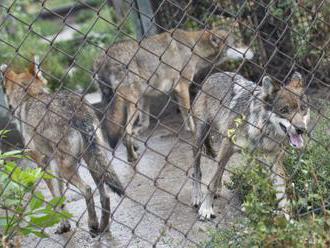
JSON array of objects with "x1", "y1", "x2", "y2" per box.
[{"x1": 191, "y1": 71, "x2": 310, "y2": 220}]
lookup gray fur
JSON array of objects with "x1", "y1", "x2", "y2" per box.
[
  {"x1": 192, "y1": 72, "x2": 310, "y2": 220},
  {"x1": 93, "y1": 29, "x2": 253, "y2": 162},
  {"x1": 3, "y1": 67, "x2": 124, "y2": 236}
]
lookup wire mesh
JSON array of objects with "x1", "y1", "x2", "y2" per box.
[{"x1": 0, "y1": 0, "x2": 329, "y2": 247}]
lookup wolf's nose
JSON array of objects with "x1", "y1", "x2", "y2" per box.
[{"x1": 295, "y1": 127, "x2": 305, "y2": 135}]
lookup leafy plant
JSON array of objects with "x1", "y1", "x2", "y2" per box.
[{"x1": 0, "y1": 132, "x2": 72, "y2": 247}]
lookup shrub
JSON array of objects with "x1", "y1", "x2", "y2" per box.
[{"x1": 0, "y1": 131, "x2": 72, "y2": 247}]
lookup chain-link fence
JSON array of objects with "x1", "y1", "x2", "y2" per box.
[{"x1": 0, "y1": 0, "x2": 329, "y2": 247}]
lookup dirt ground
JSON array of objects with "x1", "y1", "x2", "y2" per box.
[{"x1": 21, "y1": 112, "x2": 242, "y2": 248}]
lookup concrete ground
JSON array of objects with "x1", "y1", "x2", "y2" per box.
[{"x1": 21, "y1": 113, "x2": 242, "y2": 248}]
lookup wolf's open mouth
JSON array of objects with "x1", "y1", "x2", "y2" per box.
[{"x1": 279, "y1": 123, "x2": 304, "y2": 149}]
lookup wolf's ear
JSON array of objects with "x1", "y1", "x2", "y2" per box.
[
  {"x1": 288, "y1": 71, "x2": 303, "y2": 89},
  {"x1": 29, "y1": 56, "x2": 47, "y2": 84},
  {"x1": 262, "y1": 76, "x2": 280, "y2": 96},
  {"x1": 29, "y1": 56, "x2": 40, "y2": 76}
]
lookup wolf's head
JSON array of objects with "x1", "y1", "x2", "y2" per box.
[
  {"x1": 0, "y1": 56, "x2": 47, "y2": 108},
  {"x1": 203, "y1": 28, "x2": 253, "y2": 63},
  {"x1": 262, "y1": 72, "x2": 310, "y2": 149}
]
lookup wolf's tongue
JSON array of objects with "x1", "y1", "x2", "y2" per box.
[{"x1": 289, "y1": 134, "x2": 304, "y2": 149}]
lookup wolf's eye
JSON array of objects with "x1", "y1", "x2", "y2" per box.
[{"x1": 280, "y1": 106, "x2": 290, "y2": 114}]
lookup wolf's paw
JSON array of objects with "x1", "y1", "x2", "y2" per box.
[
  {"x1": 55, "y1": 221, "x2": 71, "y2": 234},
  {"x1": 191, "y1": 188, "x2": 203, "y2": 208},
  {"x1": 198, "y1": 202, "x2": 216, "y2": 220},
  {"x1": 127, "y1": 151, "x2": 140, "y2": 163},
  {"x1": 89, "y1": 225, "x2": 100, "y2": 238}
]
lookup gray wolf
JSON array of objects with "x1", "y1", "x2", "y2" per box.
[
  {"x1": 191, "y1": 71, "x2": 310, "y2": 220},
  {"x1": 0, "y1": 58, "x2": 124, "y2": 236},
  {"x1": 94, "y1": 28, "x2": 253, "y2": 162}
]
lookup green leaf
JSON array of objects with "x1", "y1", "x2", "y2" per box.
[
  {"x1": 30, "y1": 215, "x2": 62, "y2": 228},
  {"x1": 30, "y1": 192, "x2": 45, "y2": 210},
  {"x1": 0, "y1": 129, "x2": 10, "y2": 137},
  {"x1": 58, "y1": 210, "x2": 72, "y2": 219},
  {"x1": 37, "y1": 208, "x2": 72, "y2": 220},
  {"x1": 46, "y1": 196, "x2": 66, "y2": 209},
  {"x1": 20, "y1": 227, "x2": 49, "y2": 238},
  {"x1": 274, "y1": 215, "x2": 288, "y2": 228},
  {"x1": 0, "y1": 150, "x2": 25, "y2": 159},
  {"x1": 42, "y1": 171, "x2": 55, "y2": 180}
]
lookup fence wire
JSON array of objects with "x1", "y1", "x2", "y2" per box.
[{"x1": 0, "y1": 0, "x2": 329, "y2": 247}]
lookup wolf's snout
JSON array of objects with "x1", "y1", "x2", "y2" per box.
[{"x1": 279, "y1": 122, "x2": 287, "y2": 133}]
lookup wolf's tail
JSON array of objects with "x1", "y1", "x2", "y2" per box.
[
  {"x1": 96, "y1": 151, "x2": 124, "y2": 196},
  {"x1": 74, "y1": 115, "x2": 125, "y2": 196},
  {"x1": 87, "y1": 139, "x2": 124, "y2": 196},
  {"x1": 104, "y1": 94, "x2": 127, "y2": 149}
]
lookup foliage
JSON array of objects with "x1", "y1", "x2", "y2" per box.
[
  {"x1": 205, "y1": 105, "x2": 330, "y2": 247},
  {"x1": 0, "y1": 133, "x2": 72, "y2": 246},
  {"x1": 0, "y1": 0, "x2": 136, "y2": 92},
  {"x1": 205, "y1": 215, "x2": 330, "y2": 248}
]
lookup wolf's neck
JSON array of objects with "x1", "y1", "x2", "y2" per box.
[
  {"x1": 247, "y1": 91, "x2": 282, "y2": 152},
  {"x1": 9, "y1": 87, "x2": 32, "y2": 111}
]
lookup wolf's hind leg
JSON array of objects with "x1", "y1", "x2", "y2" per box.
[
  {"x1": 29, "y1": 150, "x2": 71, "y2": 233},
  {"x1": 133, "y1": 97, "x2": 150, "y2": 134},
  {"x1": 29, "y1": 150, "x2": 57, "y2": 197},
  {"x1": 174, "y1": 80, "x2": 195, "y2": 132},
  {"x1": 84, "y1": 152, "x2": 111, "y2": 233},
  {"x1": 90, "y1": 171, "x2": 110, "y2": 233},
  {"x1": 59, "y1": 159, "x2": 99, "y2": 236},
  {"x1": 125, "y1": 103, "x2": 140, "y2": 163}
]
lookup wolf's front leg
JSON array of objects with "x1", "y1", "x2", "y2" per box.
[
  {"x1": 174, "y1": 80, "x2": 195, "y2": 132},
  {"x1": 199, "y1": 192, "x2": 216, "y2": 220},
  {"x1": 272, "y1": 161, "x2": 290, "y2": 219},
  {"x1": 199, "y1": 139, "x2": 234, "y2": 220}
]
